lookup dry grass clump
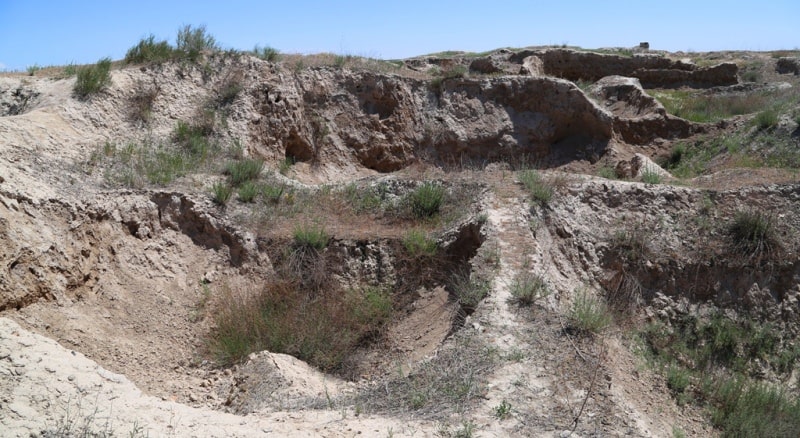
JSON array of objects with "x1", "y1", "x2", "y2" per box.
[
  {"x1": 518, "y1": 169, "x2": 554, "y2": 205},
  {"x1": 351, "y1": 330, "x2": 496, "y2": 416},
  {"x1": 569, "y1": 289, "x2": 612, "y2": 336},
  {"x1": 509, "y1": 271, "x2": 550, "y2": 306},
  {"x1": 651, "y1": 89, "x2": 773, "y2": 123},
  {"x1": 209, "y1": 279, "x2": 392, "y2": 372},
  {"x1": 128, "y1": 80, "x2": 160, "y2": 123},
  {"x1": 728, "y1": 209, "x2": 781, "y2": 263}
]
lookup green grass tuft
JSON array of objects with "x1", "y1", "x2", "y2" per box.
[
  {"x1": 293, "y1": 223, "x2": 329, "y2": 250},
  {"x1": 754, "y1": 109, "x2": 778, "y2": 131},
  {"x1": 225, "y1": 159, "x2": 264, "y2": 186},
  {"x1": 569, "y1": 289, "x2": 612, "y2": 335},
  {"x1": 449, "y1": 271, "x2": 491, "y2": 312},
  {"x1": 509, "y1": 271, "x2": 550, "y2": 306},
  {"x1": 211, "y1": 182, "x2": 233, "y2": 205},
  {"x1": 408, "y1": 182, "x2": 445, "y2": 218},
  {"x1": 518, "y1": 169, "x2": 553, "y2": 205},
  {"x1": 237, "y1": 181, "x2": 259, "y2": 203},
  {"x1": 402, "y1": 229, "x2": 437, "y2": 257},
  {"x1": 728, "y1": 209, "x2": 779, "y2": 260}
]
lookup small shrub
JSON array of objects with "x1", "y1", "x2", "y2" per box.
[
  {"x1": 237, "y1": 181, "x2": 259, "y2": 203},
  {"x1": 253, "y1": 45, "x2": 280, "y2": 61},
  {"x1": 741, "y1": 70, "x2": 761, "y2": 83},
  {"x1": 61, "y1": 63, "x2": 78, "y2": 77},
  {"x1": 402, "y1": 229, "x2": 437, "y2": 257},
  {"x1": 518, "y1": 169, "x2": 553, "y2": 205},
  {"x1": 211, "y1": 181, "x2": 232, "y2": 205},
  {"x1": 569, "y1": 289, "x2": 612, "y2": 335},
  {"x1": 124, "y1": 35, "x2": 173, "y2": 64},
  {"x1": 509, "y1": 271, "x2": 550, "y2": 306},
  {"x1": 225, "y1": 159, "x2": 264, "y2": 186},
  {"x1": 344, "y1": 182, "x2": 386, "y2": 214},
  {"x1": 293, "y1": 223, "x2": 329, "y2": 250},
  {"x1": 449, "y1": 271, "x2": 491, "y2": 312},
  {"x1": 408, "y1": 182, "x2": 445, "y2": 218},
  {"x1": 26, "y1": 64, "x2": 40, "y2": 76},
  {"x1": 143, "y1": 149, "x2": 188, "y2": 185},
  {"x1": 443, "y1": 65, "x2": 468, "y2": 79},
  {"x1": 728, "y1": 209, "x2": 778, "y2": 259},
  {"x1": 73, "y1": 57, "x2": 112, "y2": 99},
  {"x1": 754, "y1": 109, "x2": 778, "y2": 131},
  {"x1": 215, "y1": 71, "x2": 244, "y2": 107},
  {"x1": 176, "y1": 24, "x2": 218, "y2": 62},
  {"x1": 666, "y1": 365, "x2": 690, "y2": 397}
]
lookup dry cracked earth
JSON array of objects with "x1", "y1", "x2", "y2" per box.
[{"x1": 1, "y1": 45, "x2": 800, "y2": 437}]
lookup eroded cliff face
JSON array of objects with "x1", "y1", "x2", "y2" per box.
[
  {"x1": 0, "y1": 47, "x2": 730, "y2": 339},
  {"x1": 2, "y1": 48, "x2": 722, "y2": 183},
  {"x1": 5, "y1": 47, "x2": 793, "y2": 437}
]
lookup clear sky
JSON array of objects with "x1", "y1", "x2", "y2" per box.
[{"x1": 1, "y1": 0, "x2": 798, "y2": 71}]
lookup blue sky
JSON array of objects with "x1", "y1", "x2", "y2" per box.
[{"x1": 1, "y1": 0, "x2": 798, "y2": 71}]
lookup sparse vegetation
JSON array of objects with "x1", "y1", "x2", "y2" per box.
[
  {"x1": 210, "y1": 280, "x2": 392, "y2": 371},
  {"x1": 211, "y1": 181, "x2": 233, "y2": 205},
  {"x1": 407, "y1": 182, "x2": 445, "y2": 218},
  {"x1": 343, "y1": 182, "x2": 388, "y2": 214},
  {"x1": 225, "y1": 158, "x2": 264, "y2": 186},
  {"x1": 640, "y1": 311, "x2": 800, "y2": 437},
  {"x1": 651, "y1": 89, "x2": 773, "y2": 123},
  {"x1": 641, "y1": 168, "x2": 662, "y2": 184},
  {"x1": 176, "y1": 24, "x2": 218, "y2": 62},
  {"x1": 518, "y1": 169, "x2": 553, "y2": 205},
  {"x1": 402, "y1": 229, "x2": 437, "y2": 257},
  {"x1": 124, "y1": 34, "x2": 173, "y2": 64},
  {"x1": 754, "y1": 108, "x2": 778, "y2": 131},
  {"x1": 569, "y1": 289, "x2": 612, "y2": 335},
  {"x1": 261, "y1": 182, "x2": 285, "y2": 204},
  {"x1": 73, "y1": 57, "x2": 112, "y2": 99},
  {"x1": 353, "y1": 331, "x2": 494, "y2": 415},
  {"x1": 728, "y1": 209, "x2": 779, "y2": 261},
  {"x1": 509, "y1": 271, "x2": 550, "y2": 306},
  {"x1": 237, "y1": 181, "x2": 259, "y2": 203},
  {"x1": 26, "y1": 64, "x2": 40, "y2": 76},
  {"x1": 449, "y1": 270, "x2": 491, "y2": 312},
  {"x1": 597, "y1": 166, "x2": 618, "y2": 180},
  {"x1": 252, "y1": 45, "x2": 280, "y2": 61},
  {"x1": 293, "y1": 223, "x2": 330, "y2": 251}
]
